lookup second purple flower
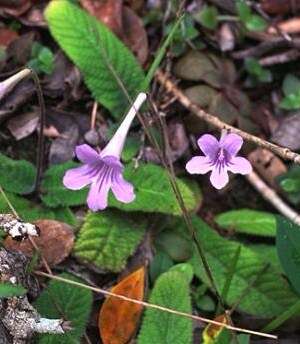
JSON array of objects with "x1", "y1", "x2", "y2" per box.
[{"x1": 186, "y1": 132, "x2": 252, "y2": 189}]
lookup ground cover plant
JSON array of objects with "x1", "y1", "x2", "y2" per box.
[{"x1": 1, "y1": 0, "x2": 300, "y2": 343}]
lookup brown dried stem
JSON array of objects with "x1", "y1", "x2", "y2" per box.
[
  {"x1": 155, "y1": 69, "x2": 300, "y2": 164},
  {"x1": 35, "y1": 271, "x2": 277, "y2": 340}
]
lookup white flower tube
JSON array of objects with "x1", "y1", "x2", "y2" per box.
[{"x1": 101, "y1": 92, "x2": 147, "y2": 158}]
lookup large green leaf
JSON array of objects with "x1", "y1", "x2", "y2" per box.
[
  {"x1": 215, "y1": 209, "x2": 276, "y2": 237},
  {"x1": 0, "y1": 154, "x2": 36, "y2": 195},
  {"x1": 41, "y1": 162, "x2": 202, "y2": 215},
  {"x1": 110, "y1": 163, "x2": 202, "y2": 215},
  {"x1": 35, "y1": 273, "x2": 92, "y2": 344},
  {"x1": 74, "y1": 210, "x2": 145, "y2": 272},
  {"x1": 176, "y1": 216, "x2": 298, "y2": 317},
  {"x1": 0, "y1": 283, "x2": 26, "y2": 298},
  {"x1": 276, "y1": 216, "x2": 300, "y2": 295},
  {"x1": 45, "y1": 0, "x2": 145, "y2": 118},
  {"x1": 0, "y1": 192, "x2": 76, "y2": 226},
  {"x1": 138, "y1": 271, "x2": 192, "y2": 344}
]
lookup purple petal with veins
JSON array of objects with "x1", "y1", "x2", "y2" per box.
[
  {"x1": 62, "y1": 93, "x2": 147, "y2": 211},
  {"x1": 186, "y1": 132, "x2": 252, "y2": 189}
]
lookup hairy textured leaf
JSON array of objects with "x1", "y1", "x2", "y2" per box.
[
  {"x1": 35, "y1": 273, "x2": 92, "y2": 344},
  {"x1": 41, "y1": 162, "x2": 201, "y2": 215},
  {"x1": 0, "y1": 283, "x2": 26, "y2": 298},
  {"x1": 0, "y1": 192, "x2": 76, "y2": 226},
  {"x1": 276, "y1": 216, "x2": 300, "y2": 295},
  {"x1": 138, "y1": 271, "x2": 192, "y2": 344},
  {"x1": 180, "y1": 217, "x2": 298, "y2": 317},
  {"x1": 111, "y1": 163, "x2": 202, "y2": 215},
  {"x1": 74, "y1": 210, "x2": 145, "y2": 272},
  {"x1": 45, "y1": 0, "x2": 145, "y2": 118},
  {"x1": 215, "y1": 209, "x2": 276, "y2": 237},
  {"x1": 247, "y1": 244, "x2": 282, "y2": 272},
  {"x1": 0, "y1": 154, "x2": 36, "y2": 195}
]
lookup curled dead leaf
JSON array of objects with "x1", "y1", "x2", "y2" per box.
[
  {"x1": 99, "y1": 267, "x2": 145, "y2": 344},
  {"x1": 4, "y1": 219, "x2": 74, "y2": 267}
]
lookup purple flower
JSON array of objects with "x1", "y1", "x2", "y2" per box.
[
  {"x1": 63, "y1": 93, "x2": 147, "y2": 211},
  {"x1": 186, "y1": 132, "x2": 252, "y2": 189}
]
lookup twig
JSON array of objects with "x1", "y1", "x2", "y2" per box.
[
  {"x1": 259, "y1": 49, "x2": 300, "y2": 66},
  {"x1": 34, "y1": 271, "x2": 277, "y2": 340},
  {"x1": 90, "y1": 101, "x2": 98, "y2": 130},
  {"x1": 155, "y1": 69, "x2": 300, "y2": 164},
  {"x1": 246, "y1": 170, "x2": 300, "y2": 225}
]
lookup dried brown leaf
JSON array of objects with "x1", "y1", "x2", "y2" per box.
[{"x1": 4, "y1": 219, "x2": 75, "y2": 267}]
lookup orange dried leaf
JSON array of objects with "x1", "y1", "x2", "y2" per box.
[
  {"x1": 203, "y1": 314, "x2": 228, "y2": 344},
  {"x1": 99, "y1": 266, "x2": 145, "y2": 344}
]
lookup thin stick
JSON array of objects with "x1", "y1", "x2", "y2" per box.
[
  {"x1": 90, "y1": 101, "x2": 98, "y2": 130},
  {"x1": 34, "y1": 271, "x2": 277, "y2": 340},
  {"x1": 156, "y1": 69, "x2": 300, "y2": 164},
  {"x1": 29, "y1": 69, "x2": 46, "y2": 193},
  {"x1": 246, "y1": 170, "x2": 300, "y2": 225},
  {"x1": 89, "y1": 20, "x2": 226, "y2": 312}
]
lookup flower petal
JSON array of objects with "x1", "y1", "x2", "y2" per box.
[
  {"x1": 197, "y1": 134, "x2": 219, "y2": 159},
  {"x1": 87, "y1": 172, "x2": 112, "y2": 211},
  {"x1": 111, "y1": 173, "x2": 135, "y2": 203},
  {"x1": 220, "y1": 133, "x2": 243, "y2": 156},
  {"x1": 210, "y1": 167, "x2": 229, "y2": 189},
  {"x1": 186, "y1": 156, "x2": 212, "y2": 174},
  {"x1": 228, "y1": 157, "x2": 252, "y2": 175},
  {"x1": 63, "y1": 165, "x2": 93, "y2": 190},
  {"x1": 75, "y1": 144, "x2": 99, "y2": 164}
]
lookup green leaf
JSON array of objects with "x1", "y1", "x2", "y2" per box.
[
  {"x1": 74, "y1": 210, "x2": 145, "y2": 272},
  {"x1": 45, "y1": 0, "x2": 145, "y2": 119},
  {"x1": 114, "y1": 163, "x2": 201, "y2": 215},
  {"x1": 0, "y1": 154, "x2": 36, "y2": 195},
  {"x1": 155, "y1": 229, "x2": 193, "y2": 262},
  {"x1": 138, "y1": 271, "x2": 192, "y2": 344},
  {"x1": 263, "y1": 299, "x2": 300, "y2": 332},
  {"x1": 279, "y1": 93, "x2": 300, "y2": 110},
  {"x1": 28, "y1": 42, "x2": 54, "y2": 75},
  {"x1": 169, "y1": 263, "x2": 194, "y2": 283},
  {"x1": 282, "y1": 74, "x2": 300, "y2": 96},
  {"x1": 276, "y1": 216, "x2": 300, "y2": 295},
  {"x1": 186, "y1": 216, "x2": 298, "y2": 317},
  {"x1": 277, "y1": 166, "x2": 300, "y2": 204},
  {"x1": 236, "y1": 1, "x2": 267, "y2": 31},
  {"x1": 197, "y1": 6, "x2": 218, "y2": 30},
  {"x1": 41, "y1": 162, "x2": 202, "y2": 215},
  {"x1": 245, "y1": 15, "x2": 267, "y2": 32},
  {"x1": 0, "y1": 192, "x2": 76, "y2": 226},
  {"x1": 236, "y1": 1, "x2": 251, "y2": 22},
  {"x1": 247, "y1": 244, "x2": 282, "y2": 272},
  {"x1": 150, "y1": 250, "x2": 174, "y2": 284},
  {"x1": 215, "y1": 209, "x2": 276, "y2": 237},
  {"x1": 194, "y1": 293, "x2": 215, "y2": 312},
  {"x1": 0, "y1": 283, "x2": 26, "y2": 298},
  {"x1": 244, "y1": 58, "x2": 272, "y2": 83},
  {"x1": 35, "y1": 273, "x2": 93, "y2": 344}
]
